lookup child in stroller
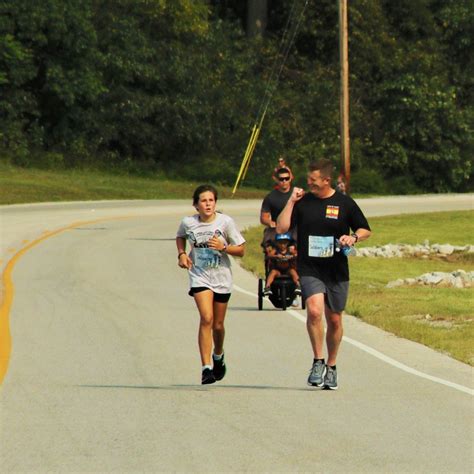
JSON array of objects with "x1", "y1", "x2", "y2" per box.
[{"x1": 263, "y1": 233, "x2": 300, "y2": 295}]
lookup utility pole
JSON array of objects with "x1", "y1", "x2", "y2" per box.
[
  {"x1": 246, "y1": 0, "x2": 268, "y2": 37},
  {"x1": 338, "y1": 0, "x2": 350, "y2": 191}
]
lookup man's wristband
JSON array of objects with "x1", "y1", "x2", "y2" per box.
[
  {"x1": 177, "y1": 251, "x2": 186, "y2": 258},
  {"x1": 351, "y1": 233, "x2": 359, "y2": 243}
]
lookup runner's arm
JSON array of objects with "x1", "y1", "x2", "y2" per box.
[
  {"x1": 276, "y1": 187, "x2": 304, "y2": 233},
  {"x1": 260, "y1": 210, "x2": 276, "y2": 228},
  {"x1": 338, "y1": 228, "x2": 371, "y2": 247},
  {"x1": 176, "y1": 237, "x2": 192, "y2": 269},
  {"x1": 224, "y1": 243, "x2": 245, "y2": 257},
  {"x1": 208, "y1": 236, "x2": 246, "y2": 257}
]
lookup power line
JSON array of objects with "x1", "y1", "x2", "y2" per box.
[{"x1": 232, "y1": 0, "x2": 310, "y2": 196}]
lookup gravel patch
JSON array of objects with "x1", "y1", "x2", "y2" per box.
[
  {"x1": 387, "y1": 270, "x2": 474, "y2": 288},
  {"x1": 356, "y1": 241, "x2": 474, "y2": 258}
]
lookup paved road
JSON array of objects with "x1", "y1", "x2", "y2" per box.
[{"x1": 0, "y1": 195, "x2": 472, "y2": 472}]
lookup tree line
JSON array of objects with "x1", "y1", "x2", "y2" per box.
[{"x1": 1, "y1": 0, "x2": 472, "y2": 193}]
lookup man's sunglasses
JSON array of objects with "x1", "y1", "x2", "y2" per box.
[{"x1": 278, "y1": 177, "x2": 290, "y2": 181}]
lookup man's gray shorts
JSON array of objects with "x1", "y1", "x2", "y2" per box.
[{"x1": 300, "y1": 276, "x2": 349, "y2": 312}]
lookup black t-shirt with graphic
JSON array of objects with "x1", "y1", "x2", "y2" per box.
[{"x1": 291, "y1": 191, "x2": 370, "y2": 282}]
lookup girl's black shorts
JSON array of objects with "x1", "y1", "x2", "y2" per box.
[{"x1": 188, "y1": 287, "x2": 231, "y2": 303}]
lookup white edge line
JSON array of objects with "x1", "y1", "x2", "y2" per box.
[{"x1": 233, "y1": 284, "x2": 473, "y2": 396}]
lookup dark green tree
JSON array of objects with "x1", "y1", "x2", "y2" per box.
[
  {"x1": 0, "y1": 0, "x2": 471, "y2": 191},
  {"x1": 0, "y1": 0, "x2": 105, "y2": 165}
]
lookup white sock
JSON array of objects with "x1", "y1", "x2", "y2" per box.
[
  {"x1": 202, "y1": 365, "x2": 212, "y2": 371},
  {"x1": 212, "y1": 352, "x2": 224, "y2": 361}
]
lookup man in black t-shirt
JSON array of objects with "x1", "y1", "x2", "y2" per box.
[
  {"x1": 277, "y1": 159, "x2": 371, "y2": 390},
  {"x1": 260, "y1": 167, "x2": 294, "y2": 246}
]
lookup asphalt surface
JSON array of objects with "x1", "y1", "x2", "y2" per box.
[{"x1": 0, "y1": 194, "x2": 473, "y2": 472}]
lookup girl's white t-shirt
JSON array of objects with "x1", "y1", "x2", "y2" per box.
[{"x1": 176, "y1": 212, "x2": 246, "y2": 294}]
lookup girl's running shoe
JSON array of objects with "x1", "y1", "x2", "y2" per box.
[
  {"x1": 213, "y1": 354, "x2": 226, "y2": 381},
  {"x1": 201, "y1": 368, "x2": 216, "y2": 385}
]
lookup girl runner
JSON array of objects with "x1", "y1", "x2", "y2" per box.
[{"x1": 176, "y1": 185, "x2": 246, "y2": 384}]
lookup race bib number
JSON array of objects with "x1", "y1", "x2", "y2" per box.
[
  {"x1": 308, "y1": 236, "x2": 334, "y2": 258},
  {"x1": 194, "y1": 248, "x2": 221, "y2": 268}
]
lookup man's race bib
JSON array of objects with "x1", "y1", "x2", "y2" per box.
[
  {"x1": 194, "y1": 248, "x2": 221, "y2": 268},
  {"x1": 308, "y1": 236, "x2": 334, "y2": 258}
]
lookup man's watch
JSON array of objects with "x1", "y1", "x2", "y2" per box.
[{"x1": 351, "y1": 233, "x2": 359, "y2": 243}]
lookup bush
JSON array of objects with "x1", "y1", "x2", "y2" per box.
[
  {"x1": 350, "y1": 169, "x2": 387, "y2": 194},
  {"x1": 386, "y1": 175, "x2": 421, "y2": 195}
]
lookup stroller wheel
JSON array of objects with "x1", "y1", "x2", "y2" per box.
[{"x1": 281, "y1": 284, "x2": 287, "y2": 310}]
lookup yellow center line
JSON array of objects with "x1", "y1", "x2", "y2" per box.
[{"x1": 0, "y1": 215, "x2": 134, "y2": 385}]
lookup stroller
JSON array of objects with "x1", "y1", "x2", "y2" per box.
[{"x1": 257, "y1": 233, "x2": 305, "y2": 311}]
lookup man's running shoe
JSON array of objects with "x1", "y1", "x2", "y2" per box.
[
  {"x1": 213, "y1": 354, "x2": 226, "y2": 381},
  {"x1": 307, "y1": 359, "x2": 326, "y2": 387},
  {"x1": 295, "y1": 284, "x2": 302, "y2": 296},
  {"x1": 263, "y1": 287, "x2": 272, "y2": 296},
  {"x1": 323, "y1": 365, "x2": 338, "y2": 390},
  {"x1": 201, "y1": 368, "x2": 216, "y2": 385}
]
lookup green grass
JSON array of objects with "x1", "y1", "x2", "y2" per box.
[
  {"x1": 241, "y1": 211, "x2": 474, "y2": 365},
  {"x1": 358, "y1": 212, "x2": 474, "y2": 247},
  {"x1": 0, "y1": 161, "x2": 266, "y2": 204}
]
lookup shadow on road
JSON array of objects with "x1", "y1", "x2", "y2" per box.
[
  {"x1": 127, "y1": 237, "x2": 175, "y2": 241},
  {"x1": 78, "y1": 384, "x2": 319, "y2": 392}
]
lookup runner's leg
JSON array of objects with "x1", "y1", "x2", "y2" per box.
[
  {"x1": 325, "y1": 305, "x2": 343, "y2": 366},
  {"x1": 305, "y1": 293, "x2": 325, "y2": 359},
  {"x1": 212, "y1": 300, "x2": 228, "y2": 355},
  {"x1": 193, "y1": 290, "x2": 214, "y2": 366}
]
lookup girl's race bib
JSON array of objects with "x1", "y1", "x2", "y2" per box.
[
  {"x1": 194, "y1": 248, "x2": 221, "y2": 268},
  {"x1": 308, "y1": 236, "x2": 334, "y2": 258}
]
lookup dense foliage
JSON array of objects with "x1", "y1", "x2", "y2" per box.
[{"x1": 0, "y1": 0, "x2": 472, "y2": 192}]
